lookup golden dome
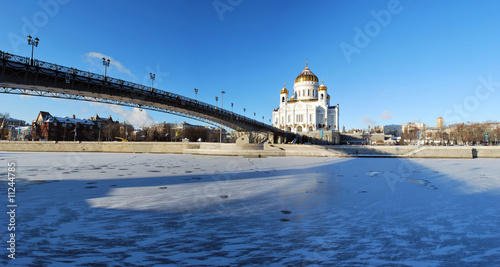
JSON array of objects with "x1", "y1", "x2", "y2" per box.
[
  {"x1": 294, "y1": 63, "x2": 318, "y2": 83},
  {"x1": 318, "y1": 81, "x2": 327, "y2": 91},
  {"x1": 327, "y1": 94, "x2": 330, "y2": 99},
  {"x1": 280, "y1": 81, "x2": 288, "y2": 94}
]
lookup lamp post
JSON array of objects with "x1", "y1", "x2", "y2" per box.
[
  {"x1": 102, "y1": 58, "x2": 110, "y2": 80},
  {"x1": 150, "y1": 73, "x2": 155, "y2": 91},
  {"x1": 254, "y1": 112, "x2": 256, "y2": 121},
  {"x1": 194, "y1": 88, "x2": 198, "y2": 101},
  {"x1": 231, "y1": 103, "x2": 233, "y2": 113},
  {"x1": 27, "y1": 35, "x2": 39, "y2": 65},
  {"x1": 215, "y1": 96, "x2": 218, "y2": 109},
  {"x1": 221, "y1": 91, "x2": 225, "y2": 110},
  {"x1": 262, "y1": 116, "x2": 264, "y2": 123},
  {"x1": 243, "y1": 108, "x2": 246, "y2": 117}
]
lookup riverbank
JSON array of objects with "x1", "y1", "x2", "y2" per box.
[{"x1": 1, "y1": 141, "x2": 500, "y2": 158}]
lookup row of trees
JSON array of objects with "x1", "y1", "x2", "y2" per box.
[
  {"x1": 402, "y1": 122, "x2": 500, "y2": 145},
  {"x1": 136, "y1": 123, "x2": 228, "y2": 142}
]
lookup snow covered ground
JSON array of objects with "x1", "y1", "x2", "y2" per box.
[{"x1": 1, "y1": 152, "x2": 500, "y2": 266}]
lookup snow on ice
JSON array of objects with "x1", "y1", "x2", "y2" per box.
[{"x1": 0, "y1": 152, "x2": 499, "y2": 266}]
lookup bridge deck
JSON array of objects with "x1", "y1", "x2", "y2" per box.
[{"x1": 0, "y1": 50, "x2": 286, "y2": 134}]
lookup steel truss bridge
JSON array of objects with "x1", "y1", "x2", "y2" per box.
[{"x1": 0, "y1": 50, "x2": 289, "y2": 139}]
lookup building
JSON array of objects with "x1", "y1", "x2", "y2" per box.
[
  {"x1": 8, "y1": 126, "x2": 32, "y2": 141},
  {"x1": 272, "y1": 63, "x2": 340, "y2": 143},
  {"x1": 32, "y1": 111, "x2": 97, "y2": 141},
  {"x1": 1, "y1": 117, "x2": 28, "y2": 140},
  {"x1": 383, "y1": 124, "x2": 402, "y2": 137},
  {"x1": 437, "y1": 117, "x2": 444, "y2": 128}
]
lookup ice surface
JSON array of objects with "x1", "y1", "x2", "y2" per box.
[{"x1": 1, "y1": 152, "x2": 499, "y2": 266}]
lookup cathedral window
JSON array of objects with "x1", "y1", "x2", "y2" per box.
[
  {"x1": 296, "y1": 114, "x2": 303, "y2": 122},
  {"x1": 281, "y1": 96, "x2": 285, "y2": 103},
  {"x1": 320, "y1": 94, "x2": 324, "y2": 100}
]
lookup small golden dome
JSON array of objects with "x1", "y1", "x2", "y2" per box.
[
  {"x1": 280, "y1": 81, "x2": 288, "y2": 94},
  {"x1": 318, "y1": 81, "x2": 327, "y2": 91},
  {"x1": 327, "y1": 94, "x2": 330, "y2": 99},
  {"x1": 294, "y1": 64, "x2": 319, "y2": 83}
]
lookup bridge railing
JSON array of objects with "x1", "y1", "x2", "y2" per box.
[{"x1": 1, "y1": 50, "x2": 275, "y2": 131}]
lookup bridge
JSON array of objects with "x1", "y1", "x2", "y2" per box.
[{"x1": 0, "y1": 50, "x2": 294, "y2": 143}]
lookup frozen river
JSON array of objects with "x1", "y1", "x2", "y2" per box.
[{"x1": 1, "y1": 152, "x2": 500, "y2": 266}]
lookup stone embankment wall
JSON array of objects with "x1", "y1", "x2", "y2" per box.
[{"x1": 1, "y1": 141, "x2": 500, "y2": 158}]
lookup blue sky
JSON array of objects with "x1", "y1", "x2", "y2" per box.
[{"x1": 1, "y1": 0, "x2": 500, "y2": 129}]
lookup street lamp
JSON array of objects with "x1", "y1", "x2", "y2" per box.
[
  {"x1": 231, "y1": 103, "x2": 233, "y2": 113},
  {"x1": 243, "y1": 108, "x2": 246, "y2": 117},
  {"x1": 102, "y1": 57, "x2": 110, "y2": 79},
  {"x1": 254, "y1": 112, "x2": 256, "y2": 121},
  {"x1": 27, "y1": 35, "x2": 39, "y2": 65},
  {"x1": 215, "y1": 96, "x2": 218, "y2": 109},
  {"x1": 150, "y1": 73, "x2": 155, "y2": 91},
  {"x1": 262, "y1": 116, "x2": 264, "y2": 123},
  {"x1": 194, "y1": 88, "x2": 198, "y2": 101},
  {"x1": 221, "y1": 91, "x2": 225, "y2": 110}
]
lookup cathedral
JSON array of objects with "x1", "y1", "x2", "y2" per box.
[{"x1": 272, "y1": 63, "x2": 339, "y2": 135}]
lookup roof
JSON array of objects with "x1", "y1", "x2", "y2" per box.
[{"x1": 53, "y1": 116, "x2": 95, "y2": 125}]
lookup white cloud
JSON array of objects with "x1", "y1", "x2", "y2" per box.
[
  {"x1": 89, "y1": 103, "x2": 154, "y2": 128},
  {"x1": 380, "y1": 110, "x2": 392, "y2": 120},
  {"x1": 85, "y1": 52, "x2": 136, "y2": 79}
]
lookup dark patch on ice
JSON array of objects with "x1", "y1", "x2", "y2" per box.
[
  {"x1": 31, "y1": 180, "x2": 49, "y2": 184},
  {"x1": 62, "y1": 171, "x2": 71, "y2": 174},
  {"x1": 280, "y1": 218, "x2": 290, "y2": 222},
  {"x1": 337, "y1": 175, "x2": 343, "y2": 177},
  {"x1": 156, "y1": 166, "x2": 164, "y2": 168},
  {"x1": 219, "y1": 195, "x2": 229, "y2": 199},
  {"x1": 148, "y1": 170, "x2": 161, "y2": 173},
  {"x1": 404, "y1": 178, "x2": 438, "y2": 190},
  {"x1": 117, "y1": 174, "x2": 125, "y2": 177},
  {"x1": 118, "y1": 168, "x2": 128, "y2": 170},
  {"x1": 110, "y1": 185, "x2": 117, "y2": 187},
  {"x1": 317, "y1": 181, "x2": 324, "y2": 183},
  {"x1": 185, "y1": 171, "x2": 193, "y2": 173},
  {"x1": 358, "y1": 190, "x2": 368, "y2": 193},
  {"x1": 85, "y1": 186, "x2": 97, "y2": 189},
  {"x1": 87, "y1": 182, "x2": 96, "y2": 184},
  {"x1": 366, "y1": 171, "x2": 383, "y2": 177},
  {"x1": 281, "y1": 210, "x2": 292, "y2": 214},
  {"x1": 159, "y1": 186, "x2": 168, "y2": 189}
]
